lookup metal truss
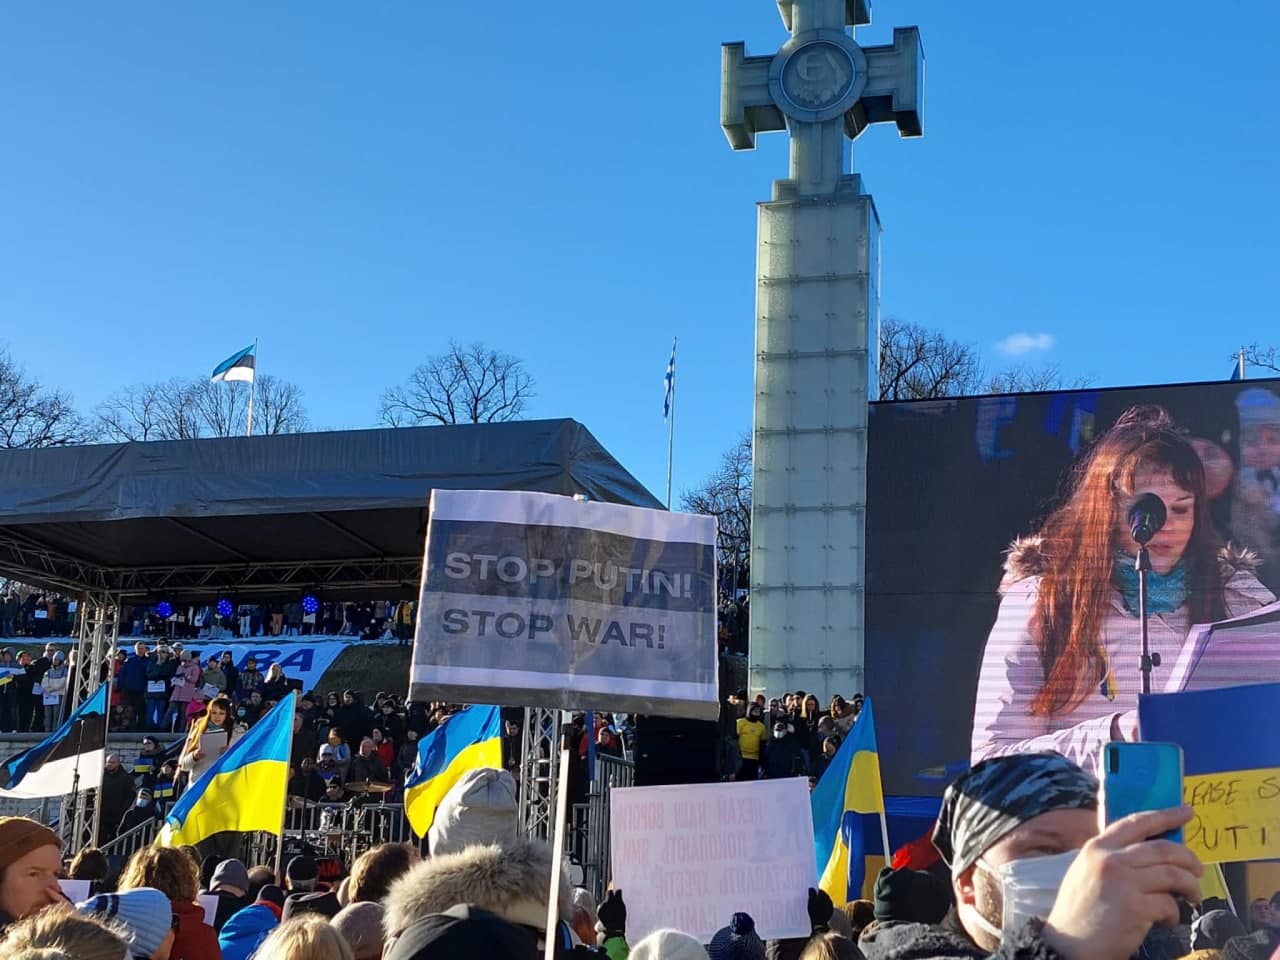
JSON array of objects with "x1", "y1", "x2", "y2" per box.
[
  {"x1": 516, "y1": 707, "x2": 562, "y2": 842},
  {"x1": 61, "y1": 594, "x2": 120, "y2": 852},
  {"x1": 0, "y1": 530, "x2": 421, "y2": 600}
]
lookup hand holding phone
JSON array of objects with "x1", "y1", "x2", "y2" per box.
[{"x1": 1102, "y1": 741, "x2": 1185, "y2": 843}]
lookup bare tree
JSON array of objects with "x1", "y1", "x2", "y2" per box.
[
  {"x1": 1242, "y1": 344, "x2": 1280, "y2": 375},
  {"x1": 96, "y1": 375, "x2": 308, "y2": 441},
  {"x1": 984, "y1": 363, "x2": 1093, "y2": 394},
  {"x1": 879, "y1": 317, "x2": 1091, "y2": 399},
  {"x1": 681, "y1": 431, "x2": 752, "y2": 570},
  {"x1": 877, "y1": 317, "x2": 985, "y2": 400},
  {"x1": 380, "y1": 341, "x2": 535, "y2": 426},
  {"x1": 97, "y1": 379, "x2": 202, "y2": 442},
  {"x1": 0, "y1": 348, "x2": 89, "y2": 448}
]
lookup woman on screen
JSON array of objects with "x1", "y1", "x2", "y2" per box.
[{"x1": 971, "y1": 405, "x2": 1275, "y2": 773}]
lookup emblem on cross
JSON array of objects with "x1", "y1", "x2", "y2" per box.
[{"x1": 721, "y1": 0, "x2": 924, "y2": 194}]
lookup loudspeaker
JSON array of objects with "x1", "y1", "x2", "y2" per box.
[{"x1": 632, "y1": 715, "x2": 720, "y2": 786}]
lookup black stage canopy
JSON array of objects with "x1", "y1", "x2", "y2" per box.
[{"x1": 0, "y1": 418, "x2": 661, "y2": 601}]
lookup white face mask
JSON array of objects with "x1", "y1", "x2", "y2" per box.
[{"x1": 971, "y1": 850, "x2": 1078, "y2": 938}]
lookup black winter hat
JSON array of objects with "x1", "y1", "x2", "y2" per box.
[
  {"x1": 872, "y1": 866, "x2": 951, "y2": 925},
  {"x1": 385, "y1": 904, "x2": 538, "y2": 960}
]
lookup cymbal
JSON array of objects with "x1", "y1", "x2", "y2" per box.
[{"x1": 345, "y1": 780, "x2": 393, "y2": 794}]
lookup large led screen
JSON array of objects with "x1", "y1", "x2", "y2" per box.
[{"x1": 866, "y1": 379, "x2": 1280, "y2": 795}]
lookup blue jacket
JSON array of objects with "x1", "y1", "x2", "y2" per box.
[
  {"x1": 118, "y1": 654, "x2": 149, "y2": 694},
  {"x1": 218, "y1": 903, "x2": 280, "y2": 960}
]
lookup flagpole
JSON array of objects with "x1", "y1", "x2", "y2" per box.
[
  {"x1": 90, "y1": 669, "x2": 115, "y2": 847},
  {"x1": 273, "y1": 691, "x2": 297, "y2": 880},
  {"x1": 246, "y1": 338, "x2": 258, "y2": 438},
  {"x1": 1240, "y1": 347, "x2": 1247, "y2": 381},
  {"x1": 665, "y1": 365, "x2": 675, "y2": 510}
]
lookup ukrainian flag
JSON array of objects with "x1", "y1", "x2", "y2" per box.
[
  {"x1": 812, "y1": 698, "x2": 888, "y2": 905},
  {"x1": 404, "y1": 705, "x2": 502, "y2": 836},
  {"x1": 157, "y1": 694, "x2": 293, "y2": 847}
]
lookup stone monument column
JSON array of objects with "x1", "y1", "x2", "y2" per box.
[{"x1": 721, "y1": 0, "x2": 923, "y2": 702}]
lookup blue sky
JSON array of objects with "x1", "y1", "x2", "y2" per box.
[{"x1": 2, "y1": 2, "x2": 1278, "y2": 502}]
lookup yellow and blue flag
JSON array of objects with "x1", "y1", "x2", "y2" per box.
[
  {"x1": 157, "y1": 694, "x2": 293, "y2": 847},
  {"x1": 404, "y1": 705, "x2": 502, "y2": 836},
  {"x1": 811, "y1": 697, "x2": 888, "y2": 904}
]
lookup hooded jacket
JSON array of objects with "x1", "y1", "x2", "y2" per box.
[
  {"x1": 218, "y1": 902, "x2": 280, "y2": 960},
  {"x1": 170, "y1": 897, "x2": 222, "y2": 960},
  {"x1": 384, "y1": 838, "x2": 570, "y2": 942},
  {"x1": 971, "y1": 537, "x2": 1273, "y2": 775}
]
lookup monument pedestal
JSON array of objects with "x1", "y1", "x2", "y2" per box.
[{"x1": 751, "y1": 175, "x2": 878, "y2": 701}]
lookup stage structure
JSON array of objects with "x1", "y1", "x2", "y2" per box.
[
  {"x1": 0, "y1": 419, "x2": 659, "y2": 850},
  {"x1": 721, "y1": 0, "x2": 923, "y2": 701}
]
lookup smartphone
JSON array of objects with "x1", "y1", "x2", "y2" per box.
[{"x1": 1101, "y1": 741, "x2": 1184, "y2": 842}]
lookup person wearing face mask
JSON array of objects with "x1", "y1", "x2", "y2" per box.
[
  {"x1": 860, "y1": 751, "x2": 1202, "y2": 960},
  {"x1": 973, "y1": 406, "x2": 1275, "y2": 774},
  {"x1": 761, "y1": 719, "x2": 809, "y2": 780},
  {"x1": 736, "y1": 704, "x2": 768, "y2": 781},
  {"x1": 117, "y1": 787, "x2": 163, "y2": 837}
]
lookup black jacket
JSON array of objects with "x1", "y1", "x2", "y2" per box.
[
  {"x1": 99, "y1": 767, "x2": 137, "y2": 837},
  {"x1": 762, "y1": 732, "x2": 809, "y2": 779},
  {"x1": 860, "y1": 912, "x2": 1064, "y2": 960}
]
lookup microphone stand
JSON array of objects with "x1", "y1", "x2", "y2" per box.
[{"x1": 1136, "y1": 545, "x2": 1162, "y2": 695}]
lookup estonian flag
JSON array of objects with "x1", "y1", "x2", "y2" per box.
[
  {"x1": 663, "y1": 337, "x2": 676, "y2": 421},
  {"x1": 403, "y1": 705, "x2": 502, "y2": 836},
  {"x1": 210, "y1": 343, "x2": 256, "y2": 383},
  {"x1": 811, "y1": 698, "x2": 888, "y2": 903},
  {"x1": 0, "y1": 686, "x2": 108, "y2": 800},
  {"x1": 157, "y1": 694, "x2": 293, "y2": 847}
]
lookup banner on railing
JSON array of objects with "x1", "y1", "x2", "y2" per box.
[{"x1": 411, "y1": 490, "x2": 718, "y2": 718}]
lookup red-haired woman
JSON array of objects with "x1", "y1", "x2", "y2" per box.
[{"x1": 972, "y1": 405, "x2": 1274, "y2": 773}]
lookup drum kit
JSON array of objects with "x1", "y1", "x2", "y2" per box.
[{"x1": 295, "y1": 780, "x2": 396, "y2": 863}]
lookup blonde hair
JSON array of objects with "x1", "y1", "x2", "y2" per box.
[
  {"x1": 256, "y1": 915, "x2": 355, "y2": 960},
  {"x1": 1, "y1": 906, "x2": 128, "y2": 960},
  {"x1": 800, "y1": 932, "x2": 861, "y2": 960},
  {"x1": 119, "y1": 846, "x2": 199, "y2": 902}
]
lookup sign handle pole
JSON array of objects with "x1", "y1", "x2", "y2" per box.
[{"x1": 544, "y1": 746, "x2": 571, "y2": 960}]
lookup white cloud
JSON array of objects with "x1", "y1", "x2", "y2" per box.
[{"x1": 995, "y1": 332, "x2": 1055, "y2": 356}]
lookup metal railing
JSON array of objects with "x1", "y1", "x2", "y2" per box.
[
  {"x1": 99, "y1": 801, "x2": 416, "y2": 870},
  {"x1": 576, "y1": 754, "x2": 634, "y2": 902}
]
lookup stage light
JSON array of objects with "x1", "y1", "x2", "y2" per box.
[
  {"x1": 156, "y1": 601, "x2": 173, "y2": 619},
  {"x1": 301, "y1": 593, "x2": 320, "y2": 616},
  {"x1": 216, "y1": 597, "x2": 234, "y2": 618}
]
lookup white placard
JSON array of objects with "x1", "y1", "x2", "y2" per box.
[
  {"x1": 41, "y1": 693, "x2": 60, "y2": 706},
  {"x1": 59, "y1": 878, "x2": 91, "y2": 902},
  {"x1": 198, "y1": 894, "x2": 218, "y2": 927},
  {"x1": 609, "y1": 778, "x2": 816, "y2": 943}
]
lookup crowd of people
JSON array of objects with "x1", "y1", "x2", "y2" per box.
[
  {"x1": 726, "y1": 689, "x2": 865, "y2": 784},
  {"x1": 0, "y1": 746, "x2": 1273, "y2": 960}
]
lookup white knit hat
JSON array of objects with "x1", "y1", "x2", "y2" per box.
[{"x1": 629, "y1": 929, "x2": 709, "y2": 960}]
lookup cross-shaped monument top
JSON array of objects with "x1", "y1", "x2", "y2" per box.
[{"x1": 722, "y1": 0, "x2": 923, "y2": 195}]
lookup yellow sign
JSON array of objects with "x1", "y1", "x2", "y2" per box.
[{"x1": 1184, "y1": 767, "x2": 1280, "y2": 864}]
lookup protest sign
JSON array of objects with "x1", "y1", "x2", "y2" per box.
[
  {"x1": 411, "y1": 490, "x2": 718, "y2": 718},
  {"x1": 1140, "y1": 682, "x2": 1280, "y2": 863},
  {"x1": 608, "y1": 778, "x2": 815, "y2": 943}
]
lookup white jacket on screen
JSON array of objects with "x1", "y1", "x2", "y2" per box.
[{"x1": 971, "y1": 537, "x2": 1275, "y2": 774}]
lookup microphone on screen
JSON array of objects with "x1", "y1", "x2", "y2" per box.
[{"x1": 1127, "y1": 493, "x2": 1167, "y2": 546}]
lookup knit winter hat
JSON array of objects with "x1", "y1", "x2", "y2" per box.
[
  {"x1": 708, "y1": 913, "x2": 765, "y2": 960},
  {"x1": 0, "y1": 817, "x2": 61, "y2": 874},
  {"x1": 211, "y1": 858, "x2": 250, "y2": 892},
  {"x1": 78, "y1": 888, "x2": 172, "y2": 958},
  {"x1": 334, "y1": 901, "x2": 386, "y2": 960},
  {"x1": 630, "y1": 930, "x2": 709, "y2": 960}
]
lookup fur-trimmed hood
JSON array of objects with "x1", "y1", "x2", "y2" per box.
[
  {"x1": 383, "y1": 837, "x2": 569, "y2": 939},
  {"x1": 1001, "y1": 535, "x2": 1261, "y2": 592}
]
